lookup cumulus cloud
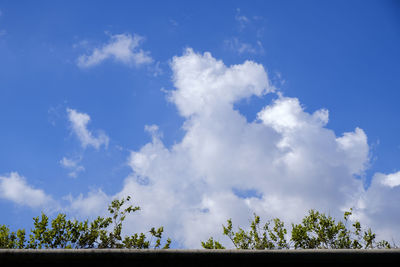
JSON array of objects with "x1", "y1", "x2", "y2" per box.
[
  {"x1": 168, "y1": 48, "x2": 272, "y2": 117},
  {"x1": 0, "y1": 172, "x2": 55, "y2": 209},
  {"x1": 77, "y1": 33, "x2": 153, "y2": 68},
  {"x1": 78, "y1": 48, "x2": 372, "y2": 248},
  {"x1": 67, "y1": 49, "x2": 399, "y2": 248},
  {"x1": 67, "y1": 108, "x2": 109, "y2": 150}
]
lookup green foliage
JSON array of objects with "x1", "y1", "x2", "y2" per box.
[
  {"x1": 2, "y1": 197, "x2": 394, "y2": 250},
  {"x1": 0, "y1": 196, "x2": 171, "y2": 249},
  {"x1": 0, "y1": 225, "x2": 26, "y2": 249},
  {"x1": 201, "y1": 237, "x2": 225, "y2": 249},
  {"x1": 203, "y1": 213, "x2": 289, "y2": 250},
  {"x1": 202, "y1": 209, "x2": 394, "y2": 250}
]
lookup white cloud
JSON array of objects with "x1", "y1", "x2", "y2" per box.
[
  {"x1": 336, "y1": 127, "x2": 369, "y2": 176},
  {"x1": 77, "y1": 33, "x2": 153, "y2": 68},
  {"x1": 60, "y1": 157, "x2": 85, "y2": 178},
  {"x1": 0, "y1": 171, "x2": 107, "y2": 217},
  {"x1": 86, "y1": 48, "x2": 376, "y2": 248},
  {"x1": 351, "y1": 171, "x2": 400, "y2": 243},
  {"x1": 379, "y1": 171, "x2": 400, "y2": 188},
  {"x1": 168, "y1": 48, "x2": 272, "y2": 117},
  {"x1": 257, "y1": 97, "x2": 329, "y2": 132},
  {"x1": 60, "y1": 157, "x2": 78, "y2": 168},
  {"x1": 67, "y1": 108, "x2": 109, "y2": 150},
  {"x1": 0, "y1": 172, "x2": 55, "y2": 209},
  {"x1": 64, "y1": 189, "x2": 110, "y2": 218},
  {"x1": 66, "y1": 49, "x2": 400, "y2": 248}
]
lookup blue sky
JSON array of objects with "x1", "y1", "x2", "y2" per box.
[{"x1": 0, "y1": 0, "x2": 399, "y2": 248}]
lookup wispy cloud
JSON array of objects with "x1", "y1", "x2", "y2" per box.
[
  {"x1": 60, "y1": 157, "x2": 85, "y2": 178},
  {"x1": 224, "y1": 38, "x2": 264, "y2": 54},
  {"x1": 226, "y1": 9, "x2": 264, "y2": 55},
  {"x1": 235, "y1": 8, "x2": 250, "y2": 31},
  {"x1": 169, "y1": 19, "x2": 179, "y2": 27},
  {"x1": 66, "y1": 108, "x2": 109, "y2": 150},
  {"x1": 77, "y1": 33, "x2": 153, "y2": 68}
]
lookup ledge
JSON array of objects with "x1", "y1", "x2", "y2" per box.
[{"x1": 1, "y1": 249, "x2": 400, "y2": 266}]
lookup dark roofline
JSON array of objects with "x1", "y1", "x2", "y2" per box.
[{"x1": 1, "y1": 249, "x2": 399, "y2": 266}]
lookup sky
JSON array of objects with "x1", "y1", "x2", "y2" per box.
[{"x1": 0, "y1": 0, "x2": 400, "y2": 248}]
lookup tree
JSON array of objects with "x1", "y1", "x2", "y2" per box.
[
  {"x1": 291, "y1": 209, "x2": 391, "y2": 249},
  {"x1": 0, "y1": 196, "x2": 171, "y2": 249},
  {"x1": 202, "y1": 213, "x2": 289, "y2": 250},
  {"x1": 202, "y1": 209, "x2": 393, "y2": 249}
]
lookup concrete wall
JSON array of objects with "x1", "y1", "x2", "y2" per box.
[{"x1": 1, "y1": 249, "x2": 399, "y2": 266}]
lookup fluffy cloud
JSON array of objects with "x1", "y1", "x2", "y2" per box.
[
  {"x1": 83, "y1": 48, "x2": 374, "y2": 248},
  {"x1": 77, "y1": 33, "x2": 153, "y2": 68},
  {"x1": 67, "y1": 108, "x2": 109, "y2": 150},
  {"x1": 375, "y1": 171, "x2": 400, "y2": 188},
  {"x1": 63, "y1": 189, "x2": 110, "y2": 218},
  {"x1": 351, "y1": 171, "x2": 400, "y2": 242},
  {"x1": 66, "y1": 49, "x2": 400, "y2": 248},
  {"x1": 0, "y1": 172, "x2": 107, "y2": 217},
  {"x1": 168, "y1": 48, "x2": 272, "y2": 117},
  {"x1": 0, "y1": 172, "x2": 55, "y2": 209}
]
